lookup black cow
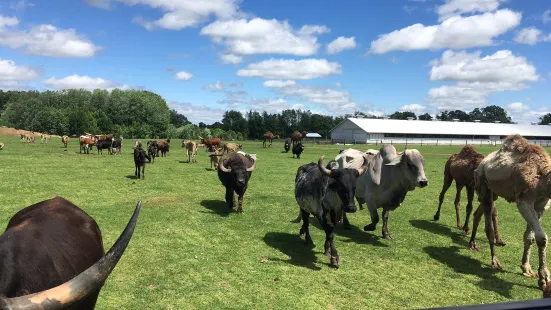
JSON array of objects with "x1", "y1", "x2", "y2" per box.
[
  {"x1": 294, "y1": 155, "x2": 368, "y2": 268},
  {"x1": 292, "y1": 142, "x2": 304, "y2": 159},
  {"x1": 96, "y1": 139, "x2": 113, "y2": 155},
  {"x1": 147, "y1": 140, "x2": 158, "y2": 163},
  {"x1": 134, "y1": 145, "x2": 150, "y2": 179},
  {"x1": 111, "y1": 139, "x2": 122, "y2": 155},
  {"x1": 284, "y1": 138, "x2": 291, "y2": 153},
  {"x1": 217, "y1": 152, "x2": 257, "y2": 213},
  {"x1": 0, "y1": 196, "x2": 140, "y2": 310}
]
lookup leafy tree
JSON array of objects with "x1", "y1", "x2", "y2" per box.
[
  {"x1": 480, "y1": 105, "x2": 512, "y2": 123},
  {"x1": 539, "y1": 113, "x2": 551, "y2": 125},
  {"x1": 389, "y1": 111, "x2": 417, "y2": 120},
  {"x1": 169, "y1": 109, "x2": 190, "y2": 127},
  {"x1": 222, "y1": 110, "x2": 246, "y2": 134},
  {"x1": 418, "y1": 113, "x2": 433, "y2": 121}
]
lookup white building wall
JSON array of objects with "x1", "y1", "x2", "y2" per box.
[{"x1": 331, "y1": 120, "x2": 368, "y2": 142}]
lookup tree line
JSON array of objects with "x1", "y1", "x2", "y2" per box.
[{"x1": 1, "y1": 89, "x2": 549, "y2": 140}]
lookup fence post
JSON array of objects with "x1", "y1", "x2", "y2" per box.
[
  {"x1": 406, "y1": 139, "x2": 408, "y2": 147},
  {"x1": 436, "y1": 139, "x2": 438, "y2": 146}
]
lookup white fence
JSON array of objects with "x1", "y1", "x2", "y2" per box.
[{"x1": 331, "y1": 137, "x2": 551, "y2": 147}]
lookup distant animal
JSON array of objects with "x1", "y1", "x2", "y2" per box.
[
  {"x1": 217, "y1": 152, "x2": 257, "y2": 213},
  {"x1": 185, "y1": 140, "x2": 198, "y2": 163},
  {"x1": 96, "y1": 139, "x2": 113, "y2": 155},
  {"x1": 61, "y1": 135, "x2": 69, "y2": 148},
  {"x1": 263, "y1": 131, "x2": 275, "y2": 147},
  {"x1": 433, "y1": 145, "x2": 503, "y2": 244},
  {"x1": 284, "y1": 138, "x2": 291, "y2": 153},
  {"x1": 209, "y1": 147, "x2": 223, "y2": 169},
  {"x1": 111, "y1": 139, "x2": 122, "y2": 155},
  {"x1": 0, "y1": 142, "x2": 4, "y2": 150},
  {"x1": 40, "y1": 134, "x2": 49, "y2": 144},
  {"x1": 0, "y1": 196, "x2": 140, "y2": 310},
  {"x1": 133, "y1": 142, "x2": 151, "y2": 179},
  {"x1": 471, "y1": 134, "x2": 551, "y2": 297},
  {"x1": 357, "y1": 144, "x2": 428, "y2": 239},
  {"x1": 291, "y1": 130, "x2": 308, "y2": 146},
  {"x1": 20, "y1": 133, "x2": 34, "y2": 143},
  {"x1": 223, "y1": 142, "x2": 242, "y2": 154},
  {"x1": 292, "y1": 142, "x2": 304, "y2": 159},
  {"x1": 294, "y1": 155, "x2": 368, "y2": 268},
  {"x1": 157, "y1": 139, "x2": 170, "y2": 157},
  {"x1": 197, "y1": 143, "x2": 205, "y2": 148},
  {"x1": 147, "y1": 140, "x2": 158, "y2": 163},
  {"x1": 79, "y1": 136, "x2": 97, "y2": 154},
  {"x1": 200, "y1": 137, "x2": 222, "y2": 152},
  {"x1": 237, "y1": 151, "x2": 257, "y2": 163}
]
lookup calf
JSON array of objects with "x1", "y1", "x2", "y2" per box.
[
  {"x1": 223, "y1": 142, "x2": 242, "y2": 154},
  {"x1": 111, "y1": 139, "x2": 122, "y2": 155},
  {"x1": 284, "y1": 138, "x2": 291, "y2": 153},
  {"x1": 40, "y1": 134, "x2": 49, "y2": 144},
  {"x1": 292, "y1": 142, "x2": 304, "y2": 159},
  {"x1": 147, "y1": 140, "x2": 158, "y2": 163},
  {"x1": 217, "y1": 152, "x2": 257, "y2": 213},
  {"x1": 185, "y1": 140, "x2": 198, "y2": 163},
  {"x1": 295, "y1": 155, "x2": 368, "y2": 268},
  {"x1": 96, "y1": 139, "x2": 113, "y2": 155},
  {"x1": 209, "y1": 147, "x2": 223, "y2": 169},
  {"x1": 157, "y1": 139, "x2": 170, "y2": 157},
  {"x1": 133, "y1": 141, "x2": 150, "y2": 179}
]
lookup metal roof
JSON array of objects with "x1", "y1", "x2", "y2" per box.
[
  {"x1": 342, "y1": 118, "x2": 551, "y2": 137},
  {"x1": 305, "y1": 133, "x2": 322, "y2": 138}
]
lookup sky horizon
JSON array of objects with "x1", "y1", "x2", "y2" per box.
[{"x1": 0, "y1": 0, "x2": 550, "y2": 125}]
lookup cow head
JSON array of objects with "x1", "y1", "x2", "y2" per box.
[
  {"x1": 385, "y1": 149, "x2": 428, "y2": 188},
  {"x1": 218, "y1": 154, "x2": 256, "y2": 187},
  {"x1": 318, "y1": 155, "x2": 368, "y2": 213},
  {"x1": 133, "y1": 140, "x2": 142, "y2": 150}
]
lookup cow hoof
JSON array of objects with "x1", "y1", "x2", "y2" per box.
[
  {"x1": 330, "y1": 256, "x2": 340, "y2": 268},
  {"x1": 492, "y1": 259, "x2": 503, "y2": 270},
  {"x1": 462, "y1": 228, "x2": 470, "y2": 236},
  {"x1": 364, "y1": 224, "x2": 376, "y2": 231},
  {"x1": 383, "y1": 233, "x2": 393, "y2": 240},
  {"x1": 468, "y1": 242, "x2": 479, "y2": 251},
  {"x1": 496, "y1": 239, "x2": 506, "y2": 246},
  {"x1": 456, "y1": 224, "x2": 463, "y2": 230},
  {"x1": 433, "y1": 214, "x2": 440, "y2": 221}
]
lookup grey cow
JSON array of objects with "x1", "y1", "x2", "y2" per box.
[{"x1": 345, "y1": 144, "x2": 429, "y2": 239}]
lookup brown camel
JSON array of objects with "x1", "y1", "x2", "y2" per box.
[
  {"x1": 263, "y1": 131, "x2": 274, "y2": 148},
  {"x1": 291, "y1": 130, "x2": 308, "y2": 146},
  {"x1": 433, "y1": 145, "x2": 505, "y2": 245},
  {"x1": 472, "y1": 134, "x2": 551, "y2": 297}
]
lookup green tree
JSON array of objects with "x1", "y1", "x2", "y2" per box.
[
  {"x1": 418, "y1": 113, "x2": 433, "y2": 121},
  {"x1": 222, "y1": 110, "x2": 246, "y2": 134},
  {"x1": 169, "y1": 109, "x2": 189, "y2": 127},
  {"x1": 389, "y1": 111, "x2": 417, "y2": 120},
  {"x1": 539, "y1": 113, "x2": 551, "y2": 125}
]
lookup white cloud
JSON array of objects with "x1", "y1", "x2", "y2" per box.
[
  {"x1": 174, "y1": 71, "x2": 193, "y2": 81},
  {"x1": 327, "y1": 36, "x2": 356, "y2": 54},
  {"x1": 369, "y1": 9, "x2": 521, "y2": 54},
  {"x1": 400, "y1": 104, "x2": 427, "y2": 114},
  {"x1": 513, "y1": 27, "x2": 551, "y2": 45},
  {"x1": 85, "y1": 0, "x2": 112, "y2": 10},
  {"x1": 0, "y1": 18, "x2": 102, "y2": 57},
  {"x1": 203, "y1": 81, "x2": 243, "y2": 92},
  {"x1": 437, "y1": 0, "x2": 505, "y2": 22},
  {"x1": 248, "y1": 97, "x2": 305, "y2": 114},
  {"x1": 220, "y1": 53, "x2": 243, "y2": 64},
  {"x1": 0, "y1": 58, "x2": 40, "y2": 90},
  {"x1": 168, "y1": 101, "x2": 226, "y2": 124},
  {"x1": 543, "y1": 10, "x2": 551, "y2": 24},
  {"x1": 43, "y1": 74, "x2": 130, "y2": 91},
  {"x1": 263, "y1": 80, "x2": 296, "y2": 88},
  {"x1": 505, "y1": 105, "x2": 551, "y2": 125},
  {"x1": 507, "y1": 102, "x2": 530, "y2": 113},
  {"x1": 9, "y1": 1, "x2": 34, "y2": 12},
  {"x1": 200, "y1": 18, "x2": 328, "y2": 56},
  {"x1": 237, "y1": 58, "x2": 342, "y2": 80},
  {"x1": 427, "y1": 49, "x2": 540, "y2": 110}
]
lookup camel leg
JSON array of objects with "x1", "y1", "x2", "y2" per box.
[
  {"x1": 434, "y1": 171, "x2": 453, "y2": 221},
  {"x1": 492, "y1": 206, "x2": 506, "y2": 246},
  {"x1": 468, "y1": 203, "x2": 483, "y2": 250},
  {"x1": 479, "y1": 183, "x2": 502, "y2": 269},
  {"x1": 517, "y1": 199, "x2": 550, "y2": 291},
  {"x1": 521, "y1": 223, "x2": 537, "y2": 278},
  {"x1": 462, "y1": 186, "x2": 475, "y2": 235},
  {"x1": 454, "y1": 183, "x2": 464, "y2": 229}
]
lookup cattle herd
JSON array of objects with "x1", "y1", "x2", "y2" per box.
[{"x1": 2, "y1": 130, "x2": 551, "y2": 308}]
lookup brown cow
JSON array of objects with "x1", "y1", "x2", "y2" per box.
[
  {"x1": 0, "y1": 196, "x2": 140, "y2": 310},
  {"x1": 79, "y1": 136, "x2": 97, "y2": 154},
  {"x1": 157, "y1": 139, "x2": 170, "y2": 157},
  {"x1": 200, "y1": 137, "x2": 222, "y2": 152},
  {"x1": 61, "y1": 135, "x2": 70, "y2": 148},
  {"x1": 40, "y1": 134, "x2": 50, "y2": 144},
  {"x1": 223, "y1": 142, "x2": 243, "y2": 154}
]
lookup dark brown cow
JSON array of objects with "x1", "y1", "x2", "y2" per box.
[
  {"x1": 0, "y1": 196, "x2": 140, "y2": 310},
  {"x1": 200, "y1": 137, "x2": 222, "y2": 152},
  {"x1": 157, "y1": 139, "x2": 170, "y2": 157},
  {"x1": 291, "y1": 130, "x2": 308, "y2": 146}
]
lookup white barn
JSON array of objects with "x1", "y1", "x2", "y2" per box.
[{"x1": 331, "y1": 118, "x2": 551, "y2": 146}]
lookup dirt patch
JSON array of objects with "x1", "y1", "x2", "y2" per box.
[
  {"x1": 0, "y1": 126, "x2": 60, "y2": 138},
  {"x1": 145, "y1": 196, "x2": 179, "y2": 206}
]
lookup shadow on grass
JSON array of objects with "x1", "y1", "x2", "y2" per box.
[
  {"x1": 410, "y1": 219, "x2": 469, "y2": 247},
  {"x1": 124, "y1": 175, "x2": 138, "y2": 179},
  {"x1": 309, "y1": 219, "x2": 389, "y2": 247},
  {"x1": 200, "y1": 200, "x2": 231, "y2": 217},
  {"x1": 424, "y1": 245, "x2": 525, "y2": 298},
  {"x1": 263, "y1": 232, "x2": 322, "y2": 271}
]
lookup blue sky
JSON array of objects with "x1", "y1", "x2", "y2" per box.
[{"x1": 0, "y1": 0, "x2": 550, "y2": 124}]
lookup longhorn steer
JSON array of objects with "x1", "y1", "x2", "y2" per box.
[
  {"x1": 217, "y1": 152, "x2": 256, "y2": 213},
  {"x1": 294, "y1": 155, "x2": 368, "y2": 268},
  {"x1": 0, "y1": 196, "x2": 140, "y2": 310}
]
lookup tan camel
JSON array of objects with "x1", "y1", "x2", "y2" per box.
[
  {"x1": 433, "y1": 145, "x2": 505, "y2": 246},
  {"x1": 472, "y1": 134, "x2": 551, "y2": 297}
]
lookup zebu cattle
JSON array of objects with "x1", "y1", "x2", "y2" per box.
[
  {"x1": 209, "y1": 147, "x2": 223, "y2": 170},
  {"x1": 217, "y1": 152, "x2": 256, "y2": 213},
  {"x1": 96, "y1": 140, "x2": 113, "y2": 155},
  {"x1": 237, "y1": 151, "x2": 256, "y2": 163},
  {"x1": 284, "y1": 138, "x2": 291, "y2": 153},
  {"x1": 0, "y1": 196, "x2": 140, "y2": 310},
  {"x1": 185, "y1": 140, "x2": 197, "y2": 163},
  {"x1": 294, "y1": 155, "x2": 368, "y2": 268},
  {"x1": 357, "y1": 144, "x2": 428, "y2": 239},
  {"x1": 223, "y1": 142, "x2": 242, "y2": 154}
]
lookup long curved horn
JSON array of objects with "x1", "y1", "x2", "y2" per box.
[
  {"x1": 357, "y1": 155, "x2": 369, "y2": 176},
  {"x1": 218, "y1": 160, "x2": 231, "y2": 173},
  {"x1": 246, "y1": 161, "x2": 256, "y2": 172},
  {"x1": 0, "y1": 201, "x2": 142, "y2": 310},
  {"x1": 317, "y1": 156, "x2": 332, "y2": 176}
]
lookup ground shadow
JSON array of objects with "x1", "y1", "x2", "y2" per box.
[
  {"x1": 178, "y1": 160, "x2": 190, "y2": 164},
  {"x1": 125, "y1": 175, "x2": 138, "y2": 179},
  {"x1": 200, "y1": 200, "x2": 231, "y2": 217},
  {"x1": 204, "y1": 168, "x2": 216, "y2": 172},
  {"x1": 308, "y1": 218, "x2": 388, "y2": 247},
  {"x1": 263, "y1": 232, "x2": 322, "y2": 271},
  {"x1": 424, "y1": 245, "x2": 532, "y2": 298},
  {"x1": 410, "y1": 219, "x2": 469, "y2": 247}
]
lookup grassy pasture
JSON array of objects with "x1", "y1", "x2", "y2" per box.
[{"x1": 0, "y1": 136, "x2": 550, "y2": 309}]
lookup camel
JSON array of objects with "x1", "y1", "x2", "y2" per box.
[
  {"x1": 433, "y1": 145, "x2": 505, "y2": 245},
  {"x1": 291, "y1": 130, "x2": 308, "y2": 146},
  {"x1": 263, "y1": 131, "x2": 277, "y2": 148},
  {"x1": 472, "y1": 134, "x2": 551, "y2": 297}
]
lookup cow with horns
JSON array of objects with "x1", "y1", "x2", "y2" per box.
[
  {"x1": 217, "y1": 152, "x2": 257, "y2": 213},
  {"x1": 0, "y1": 196, "x2": 140, "y2": 310}
]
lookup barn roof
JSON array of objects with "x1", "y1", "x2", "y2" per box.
[
  {"x1": 305, "y1": 133, "x2": 322, "y2": 138},
  {"x1": 340, "y1": 118, "x2": 551, "y2": 137}
]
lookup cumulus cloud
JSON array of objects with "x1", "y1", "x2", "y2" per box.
[
  {"x1": 507, "y1": 102, "x2": 530, "y2": 113},
  {"x1": 0, "y1": 16, "x2": 102, "y2": 57},
  {"x1": 505, "y1": 104, "x2": 551, "y2": 124},
  {"x1": 174, "y1": 71, "x2": 193, "y2": 81},
  {"x1": 399, "y1": 104, "x2": 427, "y2": 114},
  {"x1": 248, "y1": 97, "x2": 305, "y2": 114},
  {"x1": 237, "y1": 58, "x2": 342, "y2": 80},
  {"x1": 203, "y1": 81, "x2": 247, "y2": 108},
  {"x1": 263, "y1": 80, "x2": 296, "y2": 88},
  {"x1": 369, "y1": 9, "x2": 521, "y2": 54},
  {"x1": 426, "y1": 49, "x2": 540, "y2": 110},
  {"x1": 202, "y1": 81, "x2": 243, "y2": 92},
  {"x1": 0, "y1": 58, "x2": 40, "y2": 90},
  {"x1": 437, "y1": 0, "x2": 505, "y2": 22},
  {"x1": 167, "y1": 101, "x2": 226, "y2": 124},
  {"x1": 220, "y1": 53, "x2": 243, "y2": 64},
  {"x1": 327, "y1": 36, "x2": 356, "y2": 54},
  {"x1": 544, "y1": 10, "x2": 551, "y2": 24},
  {"x1": 513, "y1": 27, "x2": 551, "y2": 45},
  {"x1": 43, "y1": 74, "x2": 130, "y2": 91},
  {"x1": 200, "y1": 18, "x2": 329, "y2": 56}
]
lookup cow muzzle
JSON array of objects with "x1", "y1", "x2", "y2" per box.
[
  {"x1": 418, "y1": 179, "x2": 428, "y2": 188},
  {"x1": 344, "y1": 204, "x2": 357, "y2": 213}
]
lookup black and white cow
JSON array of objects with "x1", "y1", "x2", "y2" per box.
[{"x1": 294, "y1": 155, "x2": 368, "y2": 268}]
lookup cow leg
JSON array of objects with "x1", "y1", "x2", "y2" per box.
[
  {"x1": 363, "y1": 198, "x2": 379, "y2": 232},
  {"x1": 299, "y1": 209, "x2": 313, "y2": 246},
  {"x1": 382, "y1": 208, "x2": 392, "y2": 240},
  {"x1": 237, "y1": 194, "x2": 244, "y2": 213},
  {"x1": 322, "y1": 210, "x2": 340, "y2": 268},
  {"x1": 225, "y1": 187, "x2": 235, "y2": 210},
  {"x1": 342, "y1": 212, "x2": 351, "y2": 230},
  {"x1": 141, "y1": 165, "x2": 145, "y2": 179},
  {"x1": 356, "y1": 196, "x2": 365, "y2": 210},
  {"x1": 293, "y1": 208, "x2": 302, "y2": 223}
]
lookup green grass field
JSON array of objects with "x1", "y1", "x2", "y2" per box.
[{"x1": 0, "y1": 136, "x2": 549, "y2": 309}]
